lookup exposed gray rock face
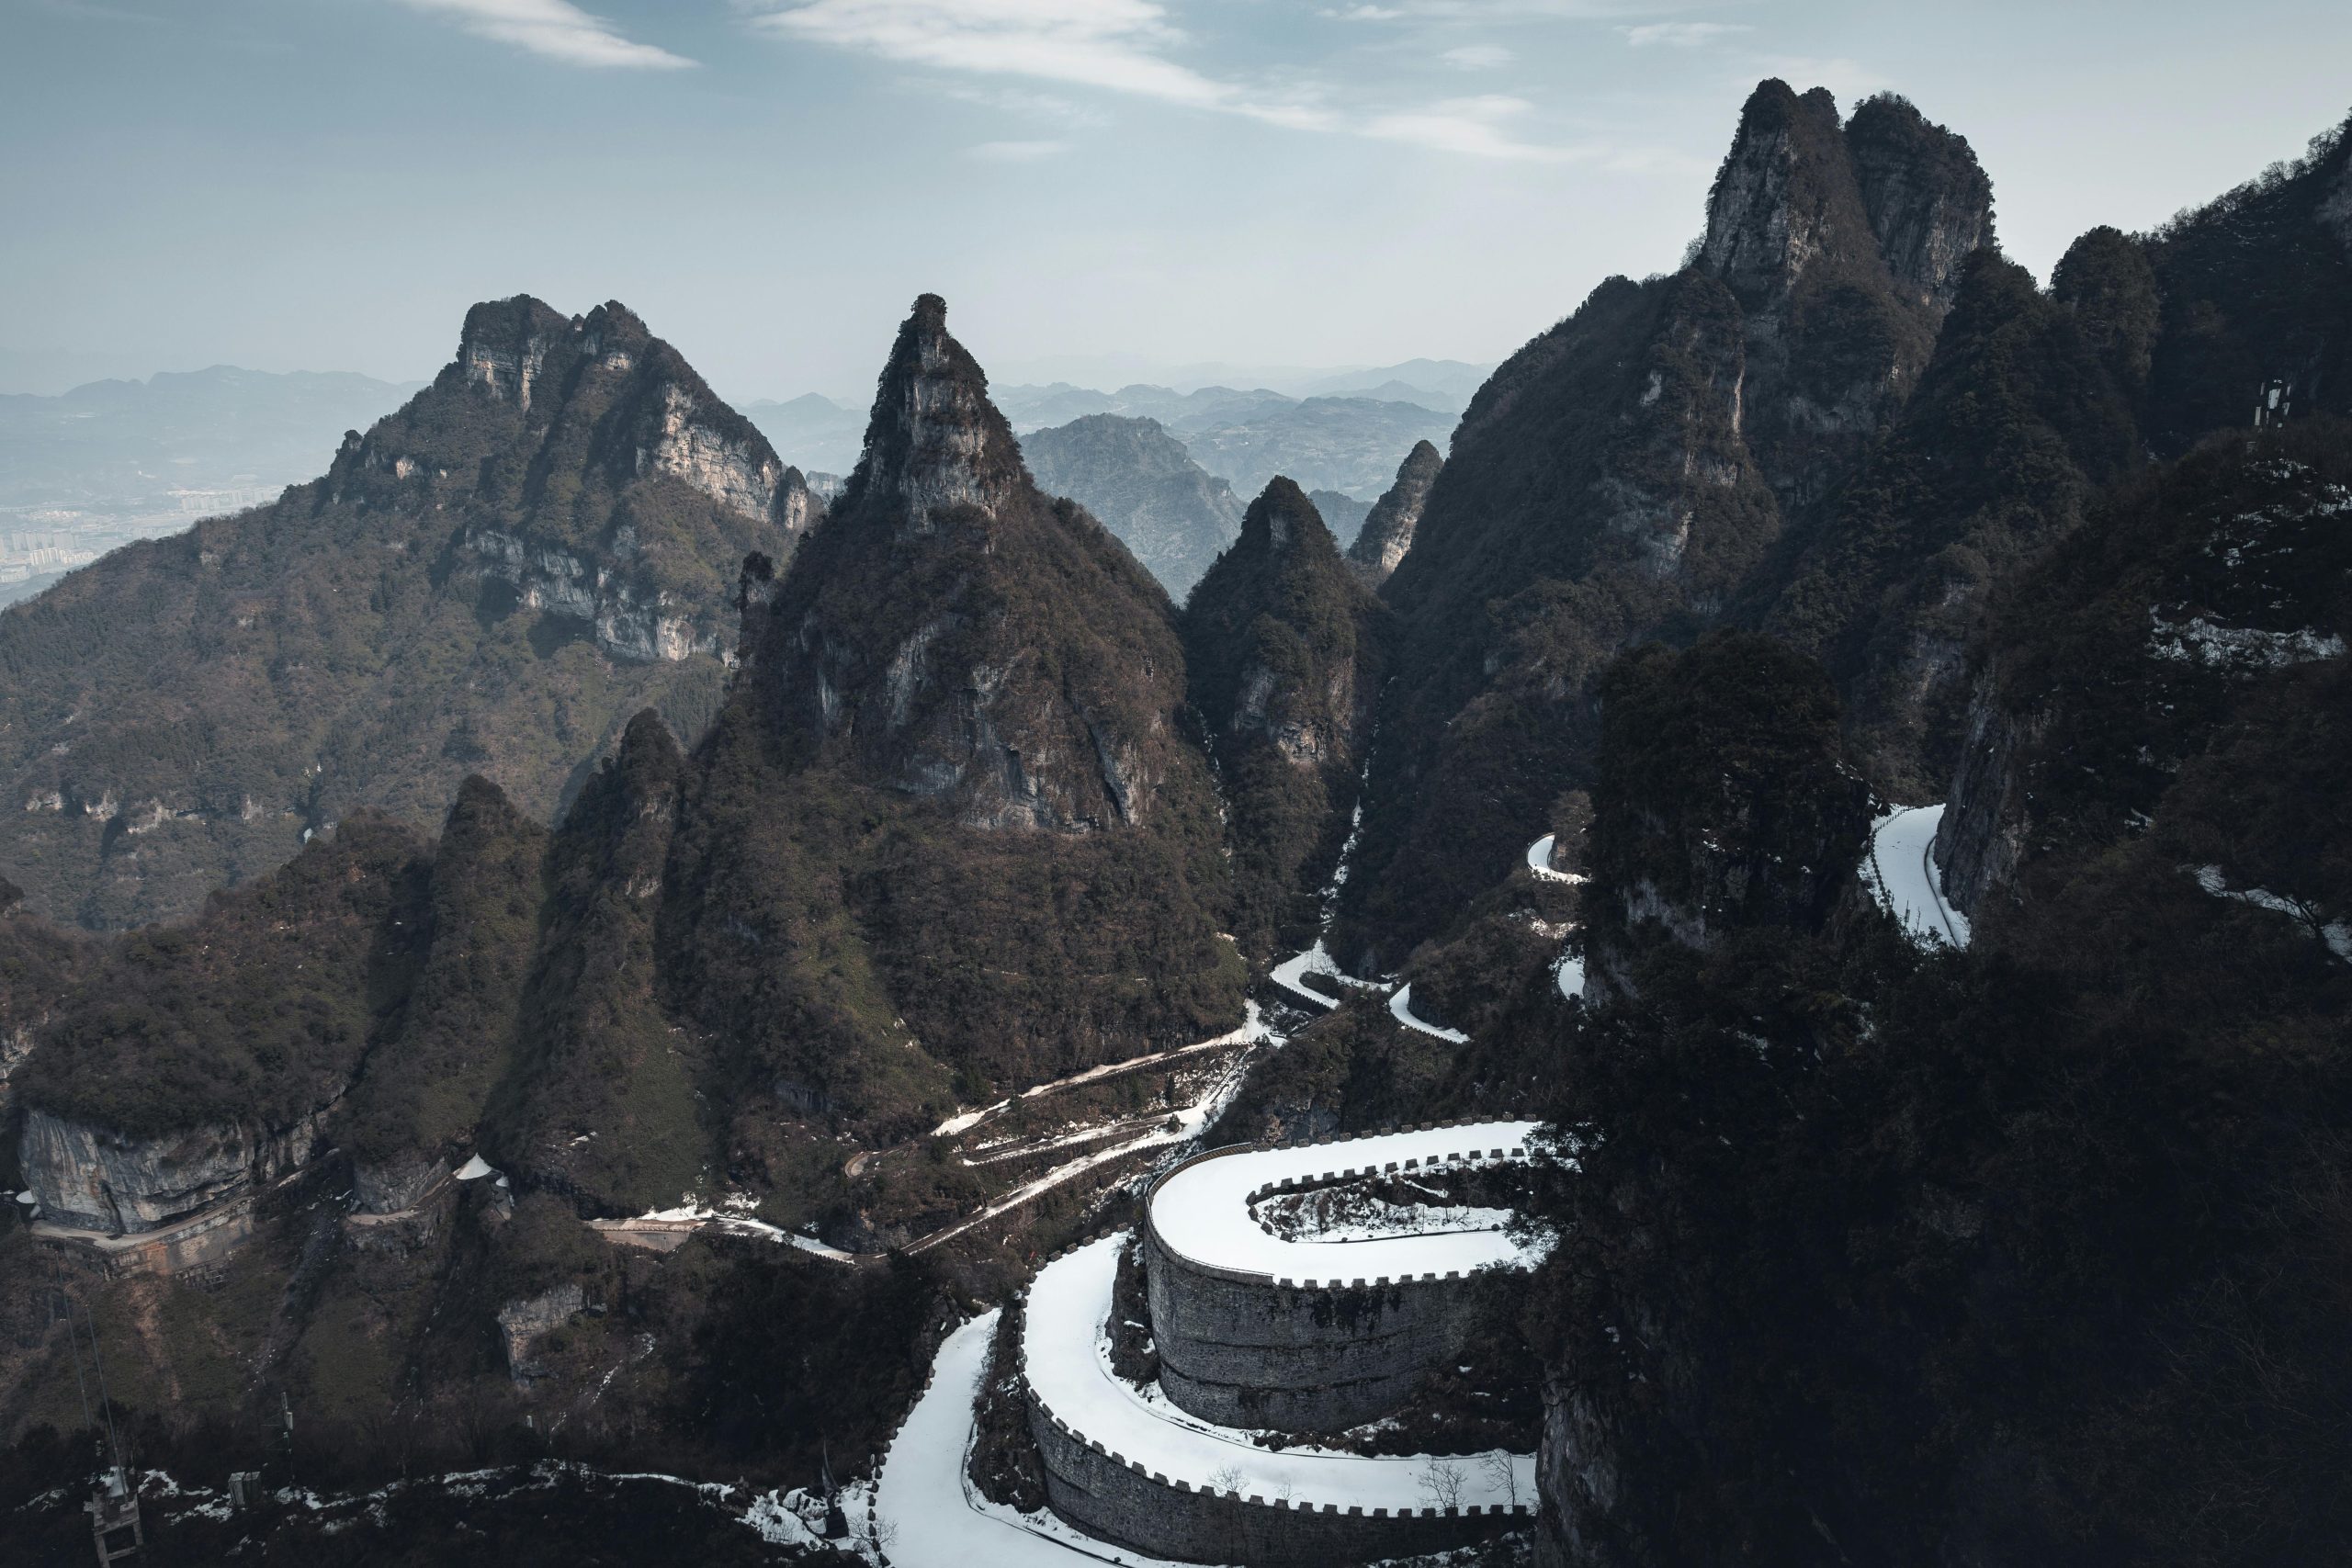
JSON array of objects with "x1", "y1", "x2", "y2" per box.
[
  {"x1": 854, "y1": 293, "x2": 1020, "y2": 535},
  {"x1": 1347, "y1": 440, "x2": 1443, "y2": 588},
  {"x1": 1931, "y1": 672, "x2": 2034, "y2": 915},
  {"x1": 352, "y1": 1150, "x2": 447, "y2": 1216},
  {"x1": 1847, "y1": 94, "x2": 1996, "y2": 314},
  {"x1": 18, "y1": 1105, "x2": 325, "y2": 1234},
  {"x1": 0, "y1": 1023, "x2": 33, "y2": 1118},
  {"x1": 1696, "y1": 82, "x2": 1991, "y2": 505},
  {"x1": 1021, "y1": 413, "x2": 1246, "y2": 598},
  {"x1": 497, "y1": 1282, "x2": 588, "y2": 1386},
  {"x1": 462, "y1": 526, "x2": 724, "y2": 662}
]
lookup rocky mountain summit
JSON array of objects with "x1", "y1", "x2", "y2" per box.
[
  {"x1": 1347, "y1": 439, "x2": 1442, "y2": 588},
  {"x1": 0, "y1": 296, "x2": 808, "y2": 930},
  {"x1": 1019, "y1": 412, "x2": 1246, "y2": 598}
]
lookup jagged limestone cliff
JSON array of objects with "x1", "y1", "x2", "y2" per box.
[
  {"x1": 1333, "y1": 83, "x2": 1991, "y2": 970},
  {"x1": 1347, "y1": 440, "x2": 1442, "y2": 589}
]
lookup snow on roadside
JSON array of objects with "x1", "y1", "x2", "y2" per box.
[
  {"x1": 1861, "y1": 804, "x2": 1972, "y2": 949},
  {"x1": 2190, "y1": 864, "x2": 2352, "y2": 960}
]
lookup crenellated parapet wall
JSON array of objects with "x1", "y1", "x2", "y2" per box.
[{"x1": 1023, "y1": 1384, "x2": 1525, "y2": 1567}]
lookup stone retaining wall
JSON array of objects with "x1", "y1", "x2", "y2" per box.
[
  {"x1": 1144, "y1": 1126, "x2": 1531, "y2": 1432},
  {"x1": 1026, "y1": 1389, "x2": 1522, "y2": 1567}
]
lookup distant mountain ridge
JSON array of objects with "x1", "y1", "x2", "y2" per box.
[{"x1": 1020, "y1": 412, "x2": 1246, "y2": 598}]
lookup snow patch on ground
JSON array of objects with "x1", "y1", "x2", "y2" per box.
[
  {"x1": 2147, "y1": 611, "x2": 2346, "y2": 671},
  {"x1": 1255, "y1": 1182, "x2": 1518, "y2": 1245},
  {"x1": 1862, "y1": 804, "x2": 1971, "y2": 949},
  {"x1": 2191, "y1": 864, "x2": 2352, "y2": 960},
  {"x1": 872, "y1": 1310, "x2": 1198, "y2": 1566}
]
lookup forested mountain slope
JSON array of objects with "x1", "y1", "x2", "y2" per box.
[{"x1": 0, "y1": 298, "x2": 811, "y2": 931}]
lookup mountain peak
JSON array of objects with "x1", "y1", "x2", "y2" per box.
[
  {"x1": 457, "y1": 294, "x2": 572, "y2": 409},
  {"x1": 850, "y1": 293, "x2": 1027, "y2": 532},
  {"x1": 1348, "y1": 440, "x2": 1443, "y2": 588},
  {"x1": 1242, "y1": 475, "x2": 1328, "y2": 556}
]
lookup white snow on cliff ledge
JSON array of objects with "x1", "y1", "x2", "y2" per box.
[{"x1": 2147, "y1": 610, "x2": 2345, "y2": 671}]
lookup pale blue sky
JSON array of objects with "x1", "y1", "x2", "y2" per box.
[{"x1": 5, "y1": 0, "x2": 2348, "y2": 400}]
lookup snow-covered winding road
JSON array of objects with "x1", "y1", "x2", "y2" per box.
[
  {"x1": 1386, "y1": 984, "x2": 1470, "y2": 1044},
  {"x1": 871, "y1": 1310, "x2": 1197, "y2": 1567},
  {"x1": 1862, "y1": 804, "x2": 1972, "y2": 949},
  {"x1": 1148, "y1": 1122, "x2": 1546, "y2": 1285}
]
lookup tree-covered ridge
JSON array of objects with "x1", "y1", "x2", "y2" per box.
[
  {"x1": 489, "y1": 711, "x2": 707, "y2": 1213},
  {"x1": 17, "y1": 815, "x2": 433, "y2": 1137},
  {"x1": 1183, "y1": 478, "x2": 1387, "y2": 959},
  {"x1": 2141, "y1": 110, "x2": 2352, "y2": 455},
  {"x1": 1757, "y1": 248, "x2": 2146, "y2": 794},
  {"x1": 342, "y1": 774, "x2": 548, "y2": 1176},
  {"x1": 1533, "y1": 420, "x2": 2352, "y2": 1568},
  {"x1": 0, "y1": 296, "x2": 806, "y2": 931},
  {"x1": 658, "y1": 296, "x2": 1244, "y2": 1137}
]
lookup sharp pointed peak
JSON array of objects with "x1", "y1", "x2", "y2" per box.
[{"x1": 846, "y1": 292, "x2": 1027, "y2": 529}]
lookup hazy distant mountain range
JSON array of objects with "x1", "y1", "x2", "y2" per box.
[
  {"x1": 744, "y1": 361, "x2": 1474, "y2": 513},
  {"x1": 0, "y1": 366, "x2": 422, "y2": 604}
]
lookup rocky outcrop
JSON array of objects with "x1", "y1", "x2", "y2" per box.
[
  {"x1": 1185, "y1": 479, "x2": 1386, "y2": 956},
  {"x1": 351, "y1": 1150, "x2": 447, "y2": 1216},
  {"x1": 1021, "y1": 413, "x2": 1247, "y2": 598},
  {"x1": 461, "y1": 526, "x2": 723, "y2": 661},
  {"x1": 1347, "y1": 440, "x2": 1442, "y2": 589},
  {"x1": 1930, "y1": 671, "x2": 2036, "y2": 915},
  {"x1": 1579, "y1": 634, "x2": 1871, "y2": 1003},
  {"x1": 497, "y1": 1282, "x2": 589, "y2": 1386},
  {"x1": 1696, "y1": 83, "x2": 1989, "y2": 507},
  {"x1": 1846, "y1": 93, "x2": 1996, "y2": 314},
  {"x1": 19, "y1": 1105, "x2": 326, "y2": 1234}
]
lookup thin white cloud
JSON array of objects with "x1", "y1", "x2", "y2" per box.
[
  {"x1": 1623, "y1": 20, "x2": 1750, "y2": 47},
  {"x1": 1364, "y1": 95, "x2": 1576, "y2": 162},
  {"x1": 752, "y1": 1, "x2": 1243, "y2": 110},
  {"x1": 750, "y1": 0, "x2": 1642, "y2": 158},
  {"x1": 966, "y1": 138, "x2": 1073, "y2": 159},
  {"x1": 937, "y1": 81, "x2": 1113, "y2": 128},
  {"x1": 1441, "y1": 43, "x2": 1512, "y2": 70},
  {"x1": 397, "y1": 0, "x2": 694, "y2": 68}
]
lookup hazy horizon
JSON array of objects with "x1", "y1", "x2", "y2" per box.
[{"x1": 7, "y1": 0, "x2": 2350, "y2": 402}]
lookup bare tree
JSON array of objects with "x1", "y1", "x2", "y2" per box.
[
  {"x1": 1419, "y1": 1457, "x2": 1468, "y2": 1512},
  {"x1": 1479, "y1": 1449, "x2": 1521, "y2": 1511},
  {"x1": 1207, "y1": 1462, "x2": 1247, "y2": 1496}
]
